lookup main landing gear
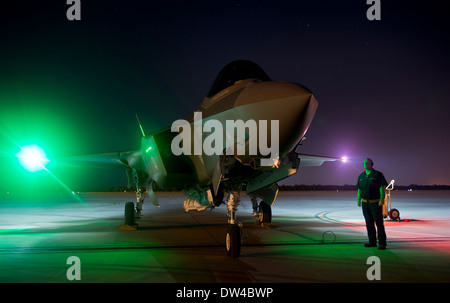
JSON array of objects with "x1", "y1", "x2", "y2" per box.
[
  {"x1": 124, "y1": 201, "x2": 136, "y2": 226},
  {"x1": 121, "y1": 187, "x2": 146, "y2": 230},
  {"x1": 251, "y1": 196, "x2": 272, "y2": 224}
]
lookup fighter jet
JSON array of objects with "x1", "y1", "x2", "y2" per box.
[{"x1": 66, "y1": 60, "x2": 338, "y2": 258}]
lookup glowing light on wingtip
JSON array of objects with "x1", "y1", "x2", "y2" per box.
[
  {"x1": 341, "y1": 156, "x2": 348, "y2": 163},
  {"x1": 16, "y1": 144, "x2": 49, "y2": 172}
]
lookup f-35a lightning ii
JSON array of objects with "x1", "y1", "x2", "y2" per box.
[{"x1": 69, "y1": 60, "x2": 338, "y2": 258}]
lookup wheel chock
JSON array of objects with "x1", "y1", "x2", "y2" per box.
[
  {"x1": 254, "y1": 221, "x2": 279, "y2": 228},
  {"x1": 120, "y1": 224, "x2": 138, "y2": 231}
]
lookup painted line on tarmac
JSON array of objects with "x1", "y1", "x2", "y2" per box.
[{"x1": 315, "y1": 211, "x2": 363, "y2": 227}]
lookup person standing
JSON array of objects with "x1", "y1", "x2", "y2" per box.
[{"x1": 357, "y1": 158, "x2": 388, "y2": 250}]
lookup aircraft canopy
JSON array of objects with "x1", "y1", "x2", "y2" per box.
[{"x1": 207, "y1": 60, "x2": 271, "y2": 98}]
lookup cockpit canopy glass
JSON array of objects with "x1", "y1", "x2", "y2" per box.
[{"x1": 207, "y1": 60, "x2": 271, "y2": 98}]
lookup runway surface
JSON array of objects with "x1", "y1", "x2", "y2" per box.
[{"x1": 0, "y1": 190, "x2": 449, "y2": 283}]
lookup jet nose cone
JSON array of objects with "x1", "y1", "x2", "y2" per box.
[{"x1": 235, "y1": 81, "x2": 319, "y2": 156}]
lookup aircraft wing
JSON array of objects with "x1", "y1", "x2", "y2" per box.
[{"x1": 297, "y1": 153, "x2": 340, "y2": 167}]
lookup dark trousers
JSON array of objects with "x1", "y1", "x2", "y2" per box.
[{"x1": 362, "y1": 202, "x2": 387, "y2": 246}]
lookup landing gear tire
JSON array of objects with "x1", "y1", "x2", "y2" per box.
[
  {"x1": 259, "y1": 202, "x2": 272, "y2": 224},
  {"x1": 225, "y1": 224, "x2": 241, "y2": 258},
  {"x1": 389, "y1": 208, "x2": 400, "y2": 221},
  {"x1": 124, "y1": 202, "x2": 135, "y2": 226}
]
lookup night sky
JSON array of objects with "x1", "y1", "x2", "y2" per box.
[{"x1": 1, "y1": 0, "x2": 449, "y2": 191}]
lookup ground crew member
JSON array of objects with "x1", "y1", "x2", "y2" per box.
[{"x1": 356, "y1": 158, "x2": 388, "y2": 250}]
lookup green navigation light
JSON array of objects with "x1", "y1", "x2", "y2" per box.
[{"x1": 16, "y1": 144, "x2": 49, "y2": 172}]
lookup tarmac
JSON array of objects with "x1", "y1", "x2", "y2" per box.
[{"x1": 0, "y1": 190, "x2": 449, "y2": 283}]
